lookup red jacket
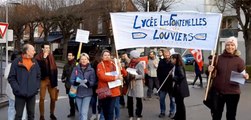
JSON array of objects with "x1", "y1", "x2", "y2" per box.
[{"x1": 96, "y1": 60, "x2": 122, "y2": 97}]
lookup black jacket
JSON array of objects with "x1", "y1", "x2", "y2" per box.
[
  {"x1": 62, "y1": 60, "x2": 76, "y2": 94},
  {"x1": 173, "y1": 65, "x2": 190, "y2": 98},
  {"x1": 8, "y1": 57, "x2": 41, "y2": 97},
  {"x1": 157, "y1": 59, "x2": 174, "y2": 93}
]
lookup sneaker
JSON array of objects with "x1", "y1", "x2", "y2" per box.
[
  {"x1": 50, "y1": 114, "x2": 57, "y2": 120},
  {"x1": 129, "y1": 117, "x2": 133, "y2": 120},
  {"x1": 40, "y1": 116, "x2": 45, "y2": 120},
  {"x1": 158, "y1": 113, "x2": 165, "y2": 118},
  {"x1": 90, "y1": 114, "x2": 97, "y2": 120},
  {"x1": 67, "y1": 113, "x2": 75, "y2": 118},
  {"x1": 136, "y1": 118, "x2": 141, "y2": 120},
  {"x1": 168, "y1": 113, "x2": 175, "y2": 119}
]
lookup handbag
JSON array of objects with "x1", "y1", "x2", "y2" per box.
[
  {"x1": 96, "y1": 86, "x2": 112, "y2": 99},
  {"x1": 69, "y1": 85, "x2": 77, "y2": 98},
  {"x1": 203, "y1": 87, "x2": 219, "y2": 112}
]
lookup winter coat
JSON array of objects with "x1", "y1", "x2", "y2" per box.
[
  {"x1": 8, "y1": 57, "x2": 41, "y2": 97},
  {"x1": 127, "y1": 61, "x2": 145, "y2": 98},
  {"x1": 35, "y1": 52, "x2": 58, "y2": 88},
  {"x1": 62, "y1": 60, "x2": 76, "y2": 94},
  {"x1": 70, "y1": 64, "x2": 96, "y2": 98},
  {"x1": 157, "y1": 59, "x2": 174, "y2": 93},
  {"x1": 173, "y1": 65, "x2": 190, "y2": 98},
  {"x1": 147, "y1": 58, "x2": 159, "y2": 77},
  {"x1": 213, "y1": 51, "x2": 245, "y2": 94},
  {"x1": 96, "y1": 60, "x2": 121, "y2": 97}
]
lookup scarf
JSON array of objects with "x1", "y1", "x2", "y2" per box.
[
  {"x1": 35, "y1": 52, "x2": 57, "y2": 70},
  {"x1": 129, "y1": 58, "x2": 140, "y2": 68}
]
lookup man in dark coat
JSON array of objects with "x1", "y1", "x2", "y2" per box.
[
  {"x1": 157, "y1": 48, "x2": 176, "y2": 118},
  {"x1": 35, "y1": 42, "x2": 58, "y2": 120},
  {"x1": 61, "y1": 52, "x2": 76, "y2": 117},
  {"x1": 8, "y1": 44, "x2": 41, "y2": 120}
]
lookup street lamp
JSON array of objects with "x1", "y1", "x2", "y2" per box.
[{"x1": 5, "y1": 0, "x2": 21, "y2": 66}]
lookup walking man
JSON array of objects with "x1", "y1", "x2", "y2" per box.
[
  {"x1": 62, "y1": 52, "x2": 76, "y2": 117},
  {"x1": 35, "y1": 42, "x2": 58, "y2": 120},
  {"x1": 8, "y1": 44, "x2": 41, "y2": 120}
]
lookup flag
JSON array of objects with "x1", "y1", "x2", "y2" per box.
[{"x1": 190, "y1": 49, "x2": 203, "y2": 71}]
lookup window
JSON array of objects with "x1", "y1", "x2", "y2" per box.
[
  {"x1": 221, "y1": 16, "x2": 238, "y2": 29},
  {"x1": 97, "y1": 17, "x2": 103, "y2": 34}
]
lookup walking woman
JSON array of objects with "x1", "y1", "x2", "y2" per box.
[
  {"x1": 127, "y1": 50, "x2": 145, "y2": 120},
  {"x1": 208, "y1": 36, "x2": 249, "y2": 120},
  {"x1": 171, "y1": 53, "x2": 190, "y2": 120},
  {"x1": 70, "y1": 53, "x2": 96, "y2": 120},
  {"x1": 96, "y1": 49, "x2": 123, "y2": 120}
]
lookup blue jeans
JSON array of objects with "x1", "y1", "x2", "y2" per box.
[
  {"x1": 100, "y1": 97, "x2": 116, "y2": 120},
  {"x1": 159, "y1": 91, "x2": 176, "y2": 114},
  {"x1": 76, "y1": 96, "x2": 92, "y2": 120},
  {"x1": 114, "y1": 97, "x2": 120, "y2": 119}
]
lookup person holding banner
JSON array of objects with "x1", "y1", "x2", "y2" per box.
[
  {"x1": 96, "y1": 49, "x2": 123, "y2": 120},
  {"x1": 171, "y1": 53, "x2": 190, "y2": 120},
  {"x1": 157, "y1": 48, "x2": 176, "y2": 118},
  {"x1": 127, "y1": 50, "x2": 145, "y2": 120},
  {"x1": 207, "y1": 36, "x2": 249, "y2": 120}
]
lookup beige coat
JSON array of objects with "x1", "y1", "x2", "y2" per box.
[{"x1": 127, "y1": 61, "x2": 145, "y2": 98}]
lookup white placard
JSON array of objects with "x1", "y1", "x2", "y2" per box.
[{"x1": 75, "y1": 29, "x2": 89, "y2": 43}]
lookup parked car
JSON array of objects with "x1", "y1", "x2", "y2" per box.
[{"x1": 182, "y1": 54, "x2": 195, "y2": 65}]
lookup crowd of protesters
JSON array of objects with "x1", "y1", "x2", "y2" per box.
[{"x1": 4, "y1": 36, "x2": 250, "y2": 120}]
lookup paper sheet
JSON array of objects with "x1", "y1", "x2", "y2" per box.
[
  {"x1": 230, "y1": 71, "x2": 245, "y2": 85},
  {"x1": 126, "y1": 68, "x2": 138, "y2": 75},
  {"x1": 108, "y1": 79, "x2": 122, "y2": 88}
]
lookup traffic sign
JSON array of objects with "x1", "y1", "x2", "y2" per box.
[{"x1": 0, "y1": 22, "x2": 8, "y2": 39}]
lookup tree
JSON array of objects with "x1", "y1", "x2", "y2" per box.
[
  {"x1": 215, "y1": 0, "x2": 251, "y2": 65},
  {"x1": 133, "y1": 0, "x2": 177, "y2": 11}
]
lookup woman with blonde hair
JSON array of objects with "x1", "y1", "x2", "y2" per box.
[{"x1": 70, "y1": 53, "x2": 96, "y2": 120}]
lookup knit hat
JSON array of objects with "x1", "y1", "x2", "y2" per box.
[
  {"x1": 225, "y1": 36, "x2": 238, "y2": 49},
  {"x1": 130, "y1": 50, "x2": 140, "y2": 59}
]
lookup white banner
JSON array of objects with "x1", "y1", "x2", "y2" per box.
[
  {"x1": 75, "y1": 29, "x2": 89, "y2": 43},
  {"x1": 110, "y1": 12, "x2": 222, "y2": 50}
]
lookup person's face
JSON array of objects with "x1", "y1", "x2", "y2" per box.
[
  {"x1": 149, "y1": 52, "x2": 155, "y2": 59},
  {"x1": 42, "y1": 45, "x2": 50, "y2": 53},
  {"x1": 79, "y1": 56, "x2": 89, "y2": 65},
  {"x1": 102, "y1": 52, "x2": 111, "y2": 61},
  {"x1": 67, "y1": 53, "x2": 75, "y2": 61},
  {"x1": 158, "y1": 50, "x2": 163, "y2": 56},
  {"x1": 225, "y1": 42, "x2": 236, "y2": 54},
  {"x1": 171, "y1": 57, "x2": 176, "y2": 64},
  {"x1": 27, "y1": 45, "x2": 36, "y2": 58},
  {"x1": 121, "y1": 54, "x2": 127, "y2": 60},
  {"x1": 163, "y1": 51, "x2": 171, "y2": 59}
]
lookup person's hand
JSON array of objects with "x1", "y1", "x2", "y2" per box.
[
  {"x1": 115, "y1": 75, "x2": 123, "y2": 80},
  {"x1": 208, "y1": 65, "x2": 214, "y2": 72},
  {"x1": 43, "y1": 52, "x2": 49, "y2": 58},
  {"x1": 62, "y1": 78, "x2": 66, "y2": 83},
  {"x1": 83, "y1": 79, "x2": 88, "y2": 83},
  {"x1": 243, "y1": 73, "x2": 249, "y2": 79}
]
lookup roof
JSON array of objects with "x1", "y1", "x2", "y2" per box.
[{"x1": 34, "y1": 32, "x2": 63, "y2": 44}]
